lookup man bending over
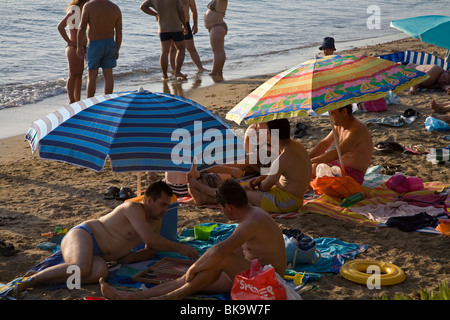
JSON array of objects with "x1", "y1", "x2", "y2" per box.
[
  {"x1": 100, "y1": 179, "x2": 287, "y2": 299},
  {"x1": 18, "y1": 181, "x2": 198, "y2": 292}
]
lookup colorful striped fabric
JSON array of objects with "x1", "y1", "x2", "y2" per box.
[
  {"x1": 26, "y1": 89, "x2": 246, "y2": 173},
  {"x1": 272, "y1": 182, "x2": 449, "y2": 232},
  {"x1": 226, "y1": 55, "x2": 429, "y2": 124}
]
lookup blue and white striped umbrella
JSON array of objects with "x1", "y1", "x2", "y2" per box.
[{"x1": 25, "y1": 88, "x2": 246, "y2": 173}]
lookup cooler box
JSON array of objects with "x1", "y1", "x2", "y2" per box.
[{"x1": 160, "y1": 195, "x2": 179, "y2": 241}]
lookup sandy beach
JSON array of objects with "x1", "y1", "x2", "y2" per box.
[{"x1": 0, "y1": 37, "x2": 449, "y2": 302}]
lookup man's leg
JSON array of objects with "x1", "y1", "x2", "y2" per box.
[
  {"x1": 160, "y1": 40, "x2": 172, "y2": 80},
  {"x1": 19, "y1": 229, "x2": 107, "y2": 291},
  {"x1": 172, "y1": 40, "x2": 187, "y2": 79},
  {"x1": 102, "y1": 68, "x2": 114, "y2": 94},
  {"x1": 186, "y1": 39, "x2": 208, "y2": 73},
  {"x1": 87, "y1": 69, "x2": 98, "y2": 98},
  {"x1": 186, "y1": 172, "x2": 217, "y2": 205}
]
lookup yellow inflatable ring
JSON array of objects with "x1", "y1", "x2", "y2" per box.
[{"x1": 340, "y1": 259, "x2": 406, "y2": 286}]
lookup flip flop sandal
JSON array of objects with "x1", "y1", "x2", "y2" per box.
[
  {"x1": 403, "y1": 108, "x2": 420, "y2": 118},
  {"x1": 294, "y1": 123, "x2": 308, "y2": 138},
  {"x1": 403, "y1": 144, "x2": 428, "y2": 155},
  {"x1": 0, "y1": 241, "x2": 19, "y2": 257},
  {"x1": 374, "y1": 142, "x2": 393, "y2": 153},
  {"x1": 103, "y1": 186, "x2": 120, "y2": 200},
  {"x1": 116, "y1": 187, "x2": 134, "y2": 201}
]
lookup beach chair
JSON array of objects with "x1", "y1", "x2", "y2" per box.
[{"x1": 379, "y1": 50, "x2": 450, "y2": 70}]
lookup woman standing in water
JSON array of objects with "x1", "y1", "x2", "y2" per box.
[
  {"x1": 57, "y1": 0, "x2": 89, "y2": 103},
  {"x1": 204, "y1": 0, "x2": 227, "y2": 77}
]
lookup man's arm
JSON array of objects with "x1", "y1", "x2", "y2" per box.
[
  {"x1": 114, "y1": 8, "x2": 122, "y2": 59},
  {"x1": 186, "y1": 221, "x2": 254, "y2": 281},
  {"x1": 309, "y1": 131, "x2": 334, "y2": 163},
  {"x1": 140, "y1": 0, "x2": 158, "y2": 16},
  {"x1": 177, "y1": 0, "x2": 187, "y2": 34},
  {"x1": 189, "y1": 0, "x2": 199, "y2": 34},
  {"x1": 311, "y1": 126, "x2": 361, "y2": 164},
  {"x1": 76, "y1": 4, "x2": 89, "y2": 58},
  {"x1": 124, "y1": 203, "x2": 198, "y2": 260}
]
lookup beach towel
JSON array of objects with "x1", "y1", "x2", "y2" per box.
[
  {"x1": 290, "y1": 238, "x2": 368, "y2": 274},
  {"x1": 379, "y1": 51, "x2": 450, "y2": 70}
]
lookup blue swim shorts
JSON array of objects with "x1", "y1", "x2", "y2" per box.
[{"x1": 87, "y1": 38, "x2": 117, "y2": 70}]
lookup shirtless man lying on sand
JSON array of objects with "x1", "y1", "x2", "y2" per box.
[
  {"x1": 407, "y1": 64, "x2": 450, "y2": 95},
  {"x1": 188, "y1": 118, "x2": 312, "y2": 214},
  {"x1": 309, "y1": 105, "x2": 373, "y2": 185},
  {"x1": 100, "y1": 179, "x2": 287, "y2": 299},
  {"x1": 18, "y1": 181, "x2": 198, "y2": 291}
]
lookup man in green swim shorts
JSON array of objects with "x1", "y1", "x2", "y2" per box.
[
  {"x1": 187, "y1": 119, "x2": 312, "y2": 214},
  {"x1": 77, "y1": 0, "x2": 122, "y2": 98}
]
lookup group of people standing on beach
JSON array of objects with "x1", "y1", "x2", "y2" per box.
[{"x1": 58, "y1": 0, "x2": 228, "y2": 104}]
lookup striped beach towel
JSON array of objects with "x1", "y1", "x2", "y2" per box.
[
  {"x1": 272, "y1": 182, "x2": 449, "y2": 234},
  {"x1": 379, "y1": 51, "x2": 450, "y2": 70}
]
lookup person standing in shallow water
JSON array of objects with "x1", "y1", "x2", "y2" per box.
[
  {"x1": 77, "y1": 0, "x2": 122, "y2": 98},
  {"x1": 204, "y1": 0, "x2": 227, "y2": 77},
  {"x1": 57, "y1": 0, "x2": 89, "y2": 103}
]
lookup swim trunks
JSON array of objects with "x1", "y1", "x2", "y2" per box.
[
  {"x1": 207, "y1": 22, "x2": 228, "y2": 33},
  {"x1": 330, "y1": 161, "x2": 365, "y2": 185},
  {"x1": 184, "y1": 22, "x2": 194, "y2": 40},
  {"x1": 87, "y1": 38, "x2": 117, "y2": 70},
  {"x1": 68, "y1": 224, "x2": 102, "y2": 256},
  {"x1": 164, "y1": 180, "x2": 188, "y2": 198},
  {"x1": 260, "y1": 186, "x2": 303, "y2": 214},
  {"x1": 159, "y1": 31, "x2": 185, "y2": 42}
]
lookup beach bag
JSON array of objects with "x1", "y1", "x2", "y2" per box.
[
  {"x1": 357, "y1": 98, "x2": 387, "y2": 113},
  {"x1": 282, "y1": 230, "x2": 321, "y2": 268},
  {"x1": 231, "y1": 259, "x2": 288, "y2": 300},
  {"x1": 425, "y1": 116, "x2": 450, "y2": 132},
  {"x1": 310, "y1": 175, "x2": 364, "y2": 199}
]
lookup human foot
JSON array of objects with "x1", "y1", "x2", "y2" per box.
[{"x1": 187, "y1": 173, "x2": 214, "y2": 206}]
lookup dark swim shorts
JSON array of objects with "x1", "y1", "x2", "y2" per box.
[{"x1": 87, "y1": 38, "x2": 117, "y2": 70}]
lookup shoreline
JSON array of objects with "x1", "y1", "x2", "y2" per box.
[
  {"x1": 0, "y1": 36, "x2": 449, "y2": 301},
  {"x1": 0, "y1": 33, "x2": 409, "y2": 141}
]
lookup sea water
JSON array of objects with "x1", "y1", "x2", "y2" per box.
[{"x1": 0, "y1": 0, "x2": 448, "y2": 110}]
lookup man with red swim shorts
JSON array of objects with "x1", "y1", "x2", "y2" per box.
[{"x1": 309, "y1": 105, "x2": 373, "y2": 185}]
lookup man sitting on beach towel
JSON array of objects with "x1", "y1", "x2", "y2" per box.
[
  {"x1": 309, "y1": 105, "x2": 373, "y2": 185},
  {"x1": 17, "y1": 181, "x2": 198, "y2": 293},
  {"x1": 99, "y1": 179, "x2": 287, "y2": 299},
  {"x1": 187, "y1": 119, "x2": 312, "y2": 213}
]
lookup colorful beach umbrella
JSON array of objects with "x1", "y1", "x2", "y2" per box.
[
  {"x1": 26, "y1": 87, "x2": 245, "y2": 177},
  {"x1": 226, "y1": 54, "x2": 429, "y2": 125},
  {"x1": 391, "y1": 15, "x2": 450, "y2": 50}
]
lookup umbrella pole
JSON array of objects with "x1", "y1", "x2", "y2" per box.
[
  {"x1": 328, "y1": 113, "x2": 347, "y2": 176},
  {"x1": 137, "y1": 172, "x2": 142, "y2": 196}
]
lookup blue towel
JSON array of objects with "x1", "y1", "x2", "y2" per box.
[{"x1": 291, "y1": 238, "x2": 369, "y2": 273}]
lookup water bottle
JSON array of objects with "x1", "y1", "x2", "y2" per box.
[
  {"x1": 340, "y1": 192, "x2": 364, "y2": 207},
  {"x1": 330, "y1": 166, "x2": 342, "y2": 177},
  {"x1": 426, "y1": 148, "x2": 450, "y2": 164},
  {"x1": 316, "y1": 163, "x2": 333, "y2": 177}
]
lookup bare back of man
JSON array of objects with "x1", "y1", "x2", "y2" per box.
[{"x1": 84, "y1": 0, "x2": 121, "y2": 40}]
